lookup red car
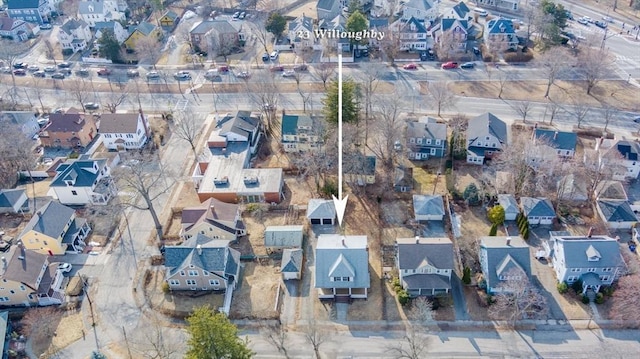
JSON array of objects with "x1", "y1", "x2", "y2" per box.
[
  {"x1": 403, "y1": 63, "x2": 418, "y2": 70},
  {"x1": 218, "y1": 65, "x2": 229, "y2": 73},
  {"x1": 270, "y1": 65, "x2": 284, "y2": 72},
  {"x1": 97, "y1": 68, "x2": 111, "y2": 76},
  {"x1": 441, "y1": 61, "x2": 458, "y2": 69}
]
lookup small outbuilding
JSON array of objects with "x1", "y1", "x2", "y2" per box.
[{"x1": 281, "y1": 248, "x2": 303, "y2": 280}]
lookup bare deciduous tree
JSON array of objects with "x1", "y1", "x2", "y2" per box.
[
  {"x1": 247, "y1": 72, "x2": 281, "y2": 136},
  {"x1": 0, "y1": 126, "x2": 40, "y2": 207},
  {"x1": 427, "y1": 82, "x2": 457, "y2": 117},
  {"x1": 135, "y1": 35, "x2": 163, "y2": 69},
  {"x1": 491, "y1": 133, "x2": 538, "y2": 197},
  {"x1": 602, "y1": 104, "x2": 616, "y2": 132},
  {"x1": 368, "y1": 94, "x2": 404, "y2": 172},
  {"x1": 512, "y1": 101, "x2": 533, "y2": 123},
  {"x1": 313, "y1": 63, "x2": 335, "y2": 89},
  {"x1": 386, "y1": 325, "x2": 429, "y2": 359},
  {"x1": 68, "y1": 78, "x2": 93, "y2": 111},
  {"x1": 611, "y1": 275, "x2": 640, "y2": 323},
  {"x1": 496, "y1": 70, "x2": 513, "y2": 98},
  {"x1": 489, "y1": 268, "x2": 548, "y2": 326},
  {"x1": 380, "y1": 29, "x2": 403, "y2": 65},
  {"x1": 571, "y1": 97, "x2": 591, "y2": 128},
  {"x1": 292, "y1": 71, "x2": 313, "y2": 113},
  {"x1": 304, "y1": 319, "x2": 329, "y2": 359},
  {"x1": 113, "y1": 151, "x2": 174, "y2": 242},
  {"x1": 172, "y1": 110, "x2": 203, "y2": 156},
  {"x1": 577, "y1": 47, "x2": 613, "y2": 95},
  {"x1": 536, "y1": 47, "x2": 570, "y2": 98},
  {"x1": 545, "y1": 99, "x2": 564, "y2": 125},
  {"x1": 409, "y1": 297, "x2": 435, "y2": 326},
  {"x1": 262, "y1": 325, "x2": 289, "y2": 358},
  {"x1": 21, "y1": 306, "x2": 63, "y2": 357},
  {"x1": 131, "y1": 313, "x2": 181, "y2": 359},
  {"x1": 102, "y1": 86, "x2": 129, "y2": 113},
  {"x1": 449, "y1": 114, "x2": 469, "y2": 162}
]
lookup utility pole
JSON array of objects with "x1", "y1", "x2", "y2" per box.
[
  {"x1": 600, "y1": 27, "x2": 616, "y2": 50},
  {"x1": 122, "y1": 327, "x2": 133, "y2": 359}
]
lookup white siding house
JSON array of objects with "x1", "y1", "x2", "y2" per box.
[{"x1": 98, "y1": 112, "x2": 150, "y2": 150}]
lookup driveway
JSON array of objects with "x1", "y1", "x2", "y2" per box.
[{"x1": 450, "y1": 273, "x2": 470, "y2": 320}]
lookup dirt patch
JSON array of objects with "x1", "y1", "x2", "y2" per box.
[
  {"x1": 0, "y1": 213, "x2": 27, "y2": 240},
  {"x1": 145, "y1": 268, "x2": 225, "y2": 319},
  {"x1": 173, "y1": 181, "x2": 201, "y2": 209},
  {"x1": 50, "y1": 313, "x2": 84, "y2": 353},
  {"x1": 229, "y1": 261, "x2": 280, "y2": 319},
  {"x1": 449, "y1": 80, "x2": 640, "y2": 111},
  {"x1": 463, "y1": 286, "x2": 492, "y2": 321},
  {"x1": 19, "y1": 179, "x2": 53, "y2": 198},
  {"x1": 149, "y1": 115, "x2": 170, "y2": 147}
]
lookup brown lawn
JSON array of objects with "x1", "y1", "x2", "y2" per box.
[{"x1": 229, "y1": 261, "x2": 280, "y2": 320}]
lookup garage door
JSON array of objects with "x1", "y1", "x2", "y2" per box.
[
  {"x1": 322, "y1": 218, "x2": 333, "y2": 225},
  {"x1": 311, "y1": 219, "x2": 321, "y2": 225}
]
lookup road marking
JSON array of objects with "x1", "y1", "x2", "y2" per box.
[{"x1": 174, "y1": 99, "x2": 189, "y2": 111}]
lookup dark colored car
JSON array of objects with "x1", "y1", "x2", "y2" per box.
[
  {"x1": 270, "y1": 65, "x2": 284, "y2": 72},
  {"x1": 13, "y1": 69, "x2": 26, "y2": 76},
  {"x1": 293, "y1": 63, "x2": 308, "y2": 71},
  {"x1": 51, "y1": 73, "x2": 66, "y2": 79},
  {"x1": 76, "y1": 69, "x2": 90, "y2": 76},
  {"x1": 58, "y1": 62, "x2": 72, "y2": 68},
  {"x1": 97, "y1": 68, "x2": 111, "y2": 76},
  {"x1": 594, "y1": 20, "x2": 607, "y2": 29},
  {"x1": 13, "y1": 62, "x2": 28, "y2": 69},
  {"x1": 33, "y1": 71, "x2": 46, "y2": 78},
  {"x1": 84, "y1": 102, "x2": 100, "y2": 110},
  {"x1": 218, "y1": 65, "x2": 229, "y2": 73},
  {"x1": 460, "y1": 62, "x2": 475, "y2": 69},
  {"x1": 262, "y1": 53, "x2": 269, "y2": 62}
]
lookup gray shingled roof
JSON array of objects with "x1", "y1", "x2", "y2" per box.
[
  {"x1": 315, "y1": 234, "x2": 369, "y2": 289},
  {"x1": 281, "y1": 248, "x2": 303, "y2": 274},
  {"x1": 413, "y1": 195, "x2": 445, "y2": 217},
  {"x1": 264, "y1": 225, "x2": 303, "y2": 248},
  {"x1": 98, "y1": 113, "x2": 140, "y2": 134},
  {"x1": 394, "y1": 167, "x2": 413, "y2": 189},
  {"x1": 61, "y1": 19, "x2": 88, "y2": 34},
  {"x1": 467, "y1": 112, "x2": 508, "y2": 144},
  {"x1": 0, "y1": 246, "x2": 48, "y2": 290},
  {"x1": 406, "y1": 120, "x2": 447, "y2": 141},
  {"x1": 452, "y1": 1, "x2": 470, "y2": 18},
  {"x1": 19, "y1": 201, "x2": 76, "y2": 240},
  {"x1": 50, "y1": 159, "x2": 106, "y2": 188},
  {"x1": 0, "y1": 189, "x2": 26, "y2": 210},
  {"x1": 405, "y1": 0, "x2": 433, "y2": 12},
  {"x1": 520, "y1": 197, "x2": 555, "y2": 217},
  {"x1": 497, "y1": 194, "x2": 519, "y2": 216},
  {"x1": 487, "y1": 18, "x2": 515, "y2": 34},
  {"x1": 595, "y1": 181, "x2": 627, "y2": 201},
  {"x1": 219, "y1": 111, "x2": 260, "y2": 141},
  {"x1": 441, "y1": 18, "x2": 468, "y2": 32},
  {"x1": 306, "y1": 199, "x2": 336, "y2": 219},
  {"x1": 78, "y1": 1, "x2": 103, "y2": 15},
  {"x1": 479, "y1": 236, "x2": 531, "y2": 292},
  {"x1": 597, "y1": 200, "x2": 637, "y2": 222},
  {"x1": 397, "y1": 237, "x2": 453, "y2": 270},
  {"x1": 552, "y1": 235, "x2": 623, "y2": 269},
  {"x1": 288, "y1": 15, "x2": 313, "y2": 32},
  {"x1": 164, "y1": 234, "x2": 240, "y2": 278},
  {"x1": 534, "y1": 129, "x2": 577, "y2": 152},
  {"x1": 134, "y1": 21, "x2": 157, "y2": 36},
  {"x1": 317, "y1": 0, "x2": 337, "y2": 11}
]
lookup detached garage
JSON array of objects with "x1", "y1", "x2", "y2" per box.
[{"x1": 306, "y1": 199, "x2": 336, "y2": 225}]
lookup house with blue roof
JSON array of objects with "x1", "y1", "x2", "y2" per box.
[
  {"x1": 520, "y1": 197, "x2": 556, "y2": 225},
  {"x1": 389, "y1": 16, "x2": 432, "y2": 51},
  {"x1": 48, "y1": 156, "x2": 117, "y2": 206},
  {"x1": 0, "y1": 189, "x2": 28, "y2": 214},
  {"x1": 413, "y1": 195, "x2": 445, "y2": 221},
  {"x1": 7, "y1": 0, "x2": 51, "y2": 25},
  {"x1": 315, "y1": 234, "x2": 370, "y2": 300},
  {"x1": 596, "y1": 200, "x2": 637, "y2": 229},
  {"x1": 595, "y1": 138, "x2": 640, "y2": 180},
  {"x1": 479, "y1": 236, "x2": 531, "y2": 294},
  {"x1": 288, "y1": 15, "x2": 315, "y2": 49},
  {"x1": 484, "y1": 18, "x2": 518, "y2": 52},
  {"x1": 345, "y1": 154, "x2": 376, "y2": 185},
  {"x1": 17, "y1": 201, "x2": 91, "y2": 255},
  {"x1": 545, "y1": 232, "x2": 625, "y2": 294},
  {"x1": 164, "y1": 234, "x2": 241, "y2": 292},
  {"x1": 281, "y1": 248, "x2": 303, "y2": 280},
  {"x1": 466, "y1": 112, "x2": 508, "y2": 164},
  {"x1": 444, "y1": 1, "x2": 471, "y2": 21},
  {"x1": 281, "y1": 114, "x2": 323, "y2": 152},
  {"x1": 533, "y1": 129, "x2": 578, "y2": 158},
  {"x1": 435, "y1": 18, "x2": 468, "y2": 53},
  {"x1": 406, "y1": 116, "x2": 447, "y2": 160}
]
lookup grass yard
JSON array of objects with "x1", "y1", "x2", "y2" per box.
[
  {"x1": 229, "y1": 261, "x2": 281, "y2": 320},
  {"x1": 412, "y1": 166, "x2": 447, "y2": 195}
]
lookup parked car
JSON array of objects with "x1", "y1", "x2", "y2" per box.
[
  {"x1": 441, "y1": 61, "x2": 458, "y2": 69},
  {"x1": 403, "y1": 63, "x2": 418, "y2": 70},
  {"x1": 270, "y1": 65, "x2": 284, "y2": 72},
  {"x1": 270, "y1": 50, "x2": 279, "y2": 61},
  {"x1": 232, "y1": 11, "x2": 240, "y2": 18},
  {"x1": 97, "y1": 68, "x2": 111, "y2": 76},
  {"x1": 84, "y1": 102, "x2": 100, "y2": 110},
  {"x1": 51, "y1": 72, "x2": 65, "y2": 79},
  {"x1": 13, "y1": 62, "x2": 28, "y2": 69},
  {"x1": 602, "y1": 16, "x2": 614, "y2": 23},
  {"x1": 577, "y1": 17, "x2": 589, "y2": 25},
  {"x1": 33, "y1": 70, "x2": 46, "y2": 78},
  {"x1": 76, "y1": 68, "x2": 90, "y2": 76},
  {"x1": 293, "y1": 63, "x2": 308, "y2": 71},
  {"x1": 204, "y1": 69, "x2": 220, "y2": 80},
  {"x1": 126, "y1": 69, "x2": 140, "y2": 77},
  {"x1": 218, "y1": 65, "x2": 229, "y2": 73},
  {"x1": 594, "y1": 20, "x2": 607, "y2": 28},
  {"x1": 58, "y1": 62, "x2": 72, "y2": 68},
  {"x1": 40, "y1": 23, "x2": 52, "y2": 30},
  {"x1": 633, "y1": 116, "x2": 640, "y2": 123},
  {"x1": 460, "y1": 62, "x2": 475, "y2": 69},
  {"x1": 239, "y1": 11, "x2": 246, "y2": 19},
  {"x1": 26, "y1": 65, "x2": 39, "y2": 71},
  {"x1": 282, "y1": 70, "x2": 296, "y2": 77},
  {"x1": 44, "y1": 66, "x2": 56, "y2": 73},
  {"x1": 57, "y1": 263, "x2": 72, "y2": 273},
  {"x1": 236, "y1": 71, "x2": 250, "y2": 79},
  {"x1": 174, "y1": 71, "x2": 191, "y2": 80},
  {"x1": 261, "y1": 53, "x2": 269, "y2": 62},
  {"x1": 1, "y1": 67, "x2": 11, "y2": 74},
  {"x1": 13, "y1": 69, "x2": 26, "y2": 76},
  {"x1": 146, "y1": 71, "x2": 160, "y2": 79}
]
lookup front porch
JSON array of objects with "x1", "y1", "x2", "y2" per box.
[
  {"x1": 62, "y1": 218, "x2": 91, "y2": 253},
  {"x1": 318, "y1": 287, "x2": 368, "y2": 299}
]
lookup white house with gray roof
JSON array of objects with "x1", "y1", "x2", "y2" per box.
[
  {"x1": 264, "y1": 225, "x2": 304, "y2": 249},
  {"x1": 545, "y1": 232, "x2": 625, "y2": 294},
  {"x1": 48, "y1": 156, "x2": 116, "y2": 206},
  {"x1": 78, "y1": 0, "x2": 124, "y2": 27},
  {"x1": 401, "y1": 0, "x2": 439, "y2": 24},
  {"x1": 396, "y1": 237, "x2": 453, "y2": 297},
  {"x1": 281, "y1": 114, "x2": 323, "y2": 152},
  {"x1": 281, "y1": 248, "x2": 303, "y2": 280},
  {"x1": 595, "y1": 138, "x2": 640, "y2": 180},
  {"x1": 444, "y1": 1, "x2": 471, "y2": 21},
  {"x1": 216, "y1": 111, "x2": 262, "y2": 154},
  {"x1": 0, "y1": 189, "x2": 29, "y2": 214},
  {"x1": 596, "y1": 200, "x2": 637, "y2": 229},
  {"x1": 466, "y1": 112, "x2": 508, "y2": 164},
  {"x1": 476, "y1": 0, "x2": 521, "y2": 12},
  {"x1": 316, "y1": 0, "x2": 341, "y2": 22},
  {"x1": 98, "y1": 111, "x2": 150, "y2": 150},
  {"x1": 288, "y1": 15, "x2": 315, "y2": 49},
  {"x1": 496, "y1": 194, "x2": 519, "y2": 221},
  {"x1": 479, "y1": 236, "x2": 531, "y2": 294},
  {"x1": 390, "y1": 16, "x2": 432, "y2": 51},
  {"x1": 94, "y1": 21, "x2": 128, "y2": 46},
  {"x1": 164, "y1": 234, "x2": 240, "y2": 293},
  {"x1": 406, "y1": 117, "x2": 447, "y2": 160},
  {"x1": 533, "y1": 129, "x2": 577, "y2": 158},
  {"x1": 58, "y1": 18, "x2": 92, "y2": 52},
  {"x1": 520, "y1": 197, "x2": 555, "y2": 225},
  {"x1": 315, "y1": 234, "x2": 370, "y2": 300},
  {"x1": 306, "y1": 199, "x2": 336, "y2": 225},
  {"x1": 413, "y1": 195, "x2": 445, "y2": 221}
]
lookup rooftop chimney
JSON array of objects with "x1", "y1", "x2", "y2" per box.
[
  {"x1": 506, "y1": 237, "x2": 511, "y2": 246},
  {"x1": 587, "y1": 227, "x2": 593, "y2": 238},
  {"x1": 1, "y1": 257, "x2": 5, "y2": 269},
  {"x1": 341, "y1": 237, "x2": 346, "y2": 247},
  {"x1": 553, "y1": 131, "x2": 558, "y2": 140},
  {"x1": 415, "y1": 236, "x2": 420, "y2": 244},
  {"x1": 196, "y1": 244, "x2": 202, "y2": 255}
]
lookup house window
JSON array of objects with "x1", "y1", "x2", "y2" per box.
[
  {"x1": 342, "y1": 277, "x2": 351, "y2": 282},
  {"x1": 186, "y1": 279, "x2": 197, "y2": 286},
  {"x1": 0, "y1": 297, "x2": 8, "y2": 302},
  {"x1": 567, "y1": 276, "x2": 576, "y2": 282},
  {"x1": 603, "y1": 268, "x2": 612, "y2": 272},
  {"x1": 417, "y1": 138, "x2": 422, "y2": 144},
  {"x1": 168, "y1": 279, "x2": 179, "y2": 286},
  {"x1": 180, "y1": 271, "x2": 186, "y2": 276},
  {"x1": 571, "y1": 268, "x2": 581, "y2": 272},
  {"x1": 20, "y1": 285, "x2": 26, "y2": 291},
  {"x1": 485, "y1": 136, "x2": 490, "y2": 140},
  {"x1": 71, "y1": 190, "x2": 78, "y2": 195},
  {"x1": 188, "y1": 270, "x2": 198, "y2": 276},
  {"x1": 209, "y1": 279, "x2": 220, "y2": 286},
  {"x1": 600, "y1": 276, "x2": 610, "y2": 282},
  {"x1": 588, "y1": 268, "x2": 596, "y2": 272},
  {"x1": 430, "y1": 148, "x2": 436, "y2": 155},
  {"x1": 426, "y1": 139, "x2": 432, "y2": 145},
  {"x1": 435, "y1": 139, "x2": 441, "y2": 145}
]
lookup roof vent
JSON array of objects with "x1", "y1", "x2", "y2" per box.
[
  {"x1": 213, "y1": 177, "x2": 229, "y2": 186},
  {"x1": 197, "y1": 244, "x2": 202, "y2": 255},
  {"x1": 243, "y1": 176, "x2": 259, "y2": 185},
  {"x1": 506, "y1": 237, "x2": 511, "y2": 246}
]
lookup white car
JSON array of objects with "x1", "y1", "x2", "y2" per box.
[
  {"x1": 146, "y1": 71, "x2": 160, "y2": 79},
  {"x1": 577, "y1": 17, "x2": 589, "y2": 25},
  {"x1": 282, "y1": 70, "x2": 296, "y2": 77},
  {"x1": 58, "y1": 263, "x2": 72, "y2": 273}
]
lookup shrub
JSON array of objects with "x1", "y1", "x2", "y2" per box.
[
  {"x1": 521, "y1": 227, "x2": 529, "y2": 240},
  {"x1": 319, "y1": 181, "x2": 338, "y2": 198},
  {"x1": 463, "y1": 183, "x2": 481, "y2": 206},
  {"x1": 397, "y1": 289, "x2": 410, "y2": 305},
  {"x1": 462, "y1": 267, "x2": 471, "y2": 285},
  {"x1": 557, "y1": 282, "x2": 568, "y2": 294},
  {"x1": 161, "y1": 282, "x2": 170, "y2": 294},
  {"x1": 486, "y1": 295, "x2": 494, "y2": 306},
  {"x1": 503, "y1": 51, "x2": 534, "y2": 63},
  {"x1": 62, "y1": 48, "x2": 73, "y2": 56},
  {"x1": 487, "y1": 205, "x2": 505, "y2": 226},
  {"x1": 581, "y1": 294, "x2": 590, "y2": 304},
  {"x1": 601, "y1": 286, "x2": 614, "y2": 297},
  {"x1": 595, "y1": 292, "x2": 605, "y2": 305},
  {"x1": 571, "y1": 280, "x2": 583, "y2": 294},
  {"x1": 489, "y1": 224, "x2": 498, "y2": 236},
  {"x1": 68, "y1": 152, "x2": 80, "y2": 159}
]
